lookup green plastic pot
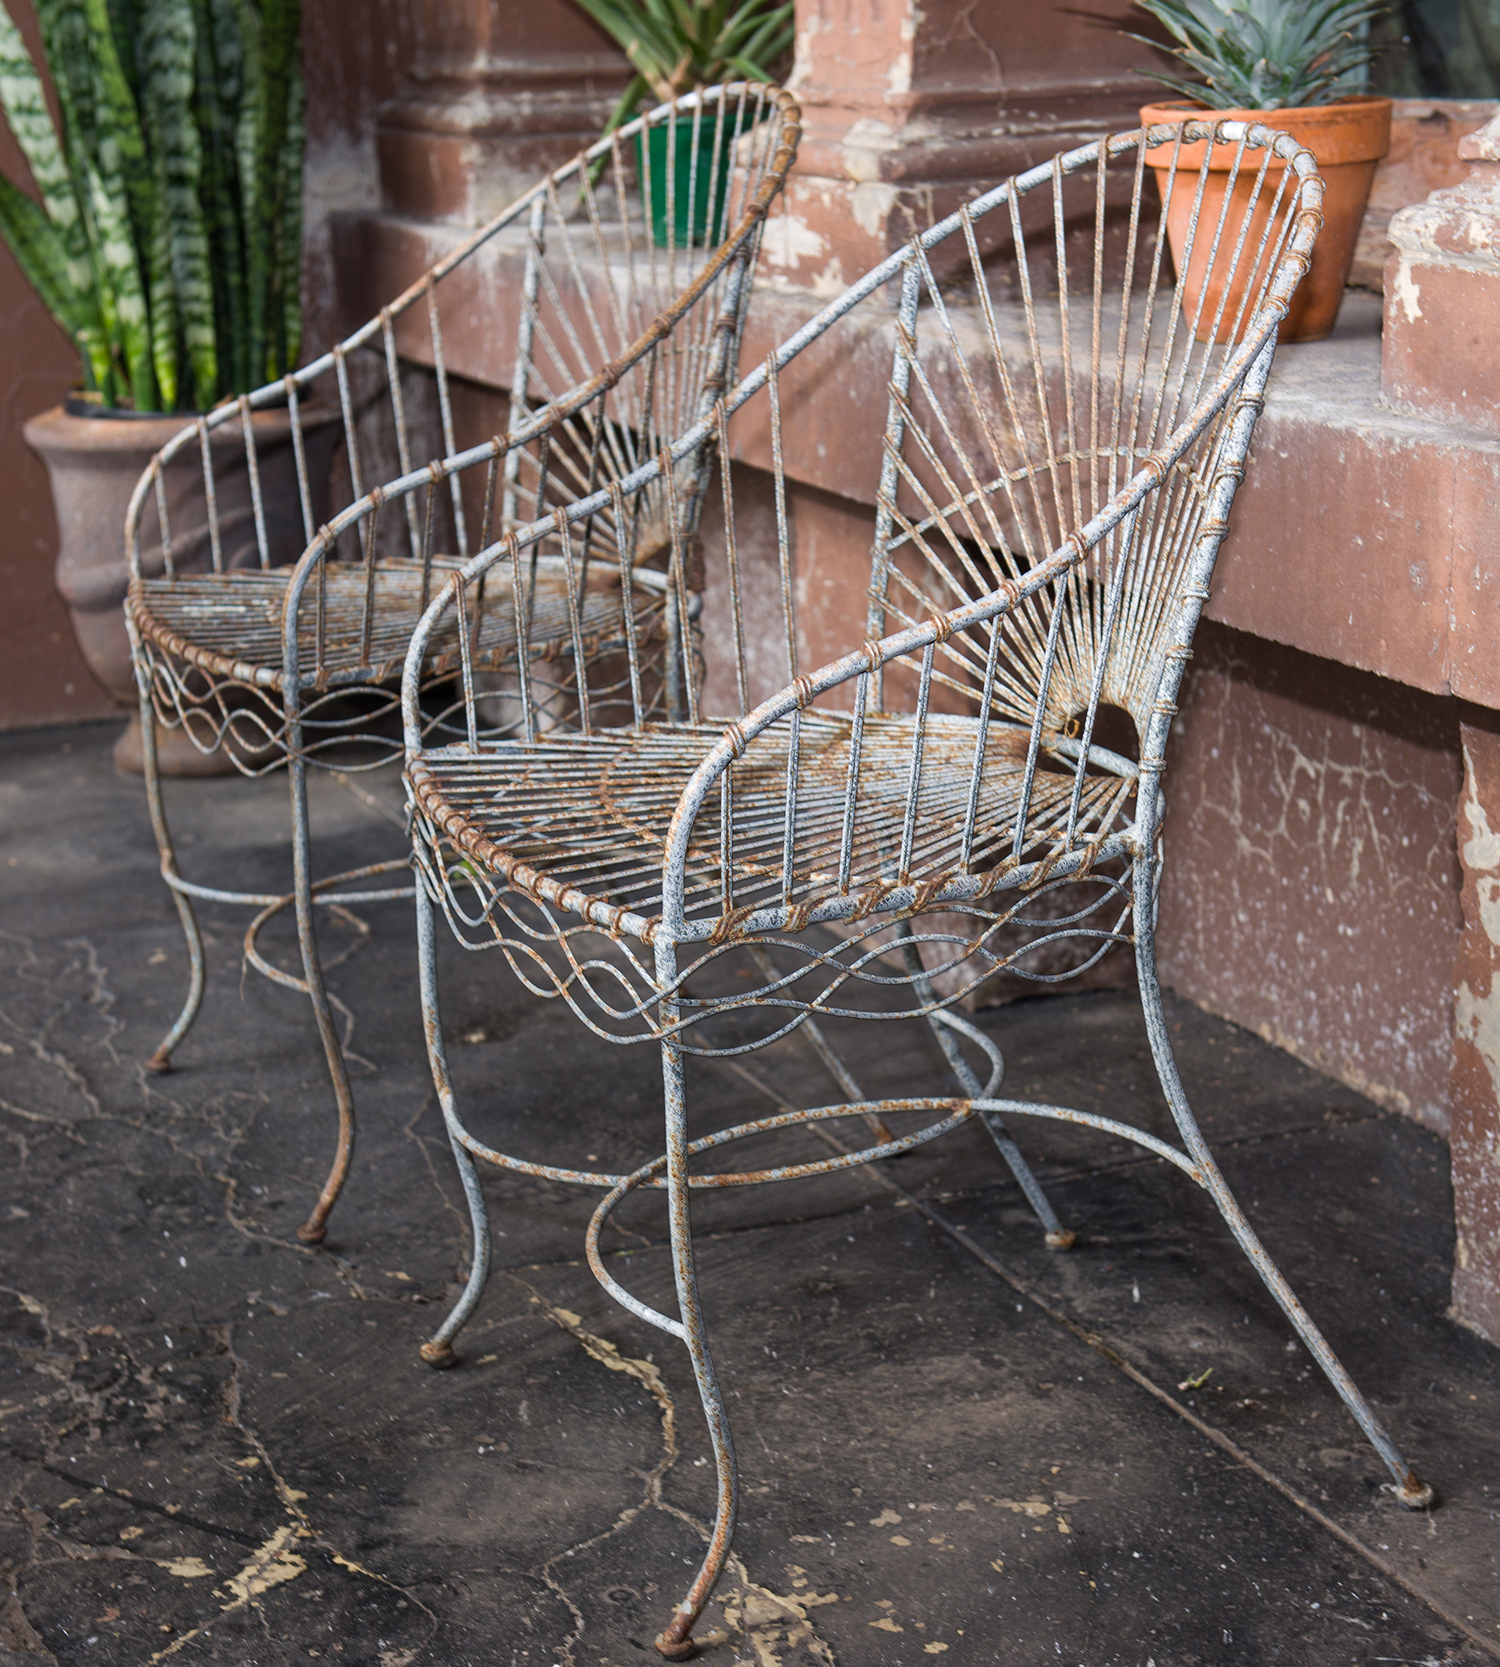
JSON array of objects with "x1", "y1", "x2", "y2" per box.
[{"x1": 636, "y1": 103, "x2": 760, "y2": 248}]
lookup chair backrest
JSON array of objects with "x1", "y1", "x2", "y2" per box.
[
  {"x1": 402, "y1": 121, "x2": 1321, "y2": 939},
  {"x1": 125, "y1": 85, "x2": 800, "y2": 599}
]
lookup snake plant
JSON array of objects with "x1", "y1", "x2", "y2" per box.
[
  {"x1": 568, "y1": 0, "x2": 794, "y2": 135},
  {"x1": 1131, "y1": 0, "x2": 1389, "y2": 108},
  {"x1": 0, "y1": 0, "x2": 303, "y2": 412}
]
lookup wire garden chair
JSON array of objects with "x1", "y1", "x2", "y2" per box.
[
  {"x1": 123, "y1": 85, "x2": 801, "y2": 1245},
  {"x1": 399, "y1": 120, "x2": 1434, "y2": 1656}
]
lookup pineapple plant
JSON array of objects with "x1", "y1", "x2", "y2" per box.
[{"x1": 1131, "y1": 0, "x2": 1389, "y2": 110}]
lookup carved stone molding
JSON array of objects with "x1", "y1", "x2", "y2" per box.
[{"x1": 1383, "y1": 113, "x2": 1500, "y2": 432}]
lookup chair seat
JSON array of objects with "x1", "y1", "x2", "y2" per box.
[
  {"x1": 129, "y1": 557, "x2": 662, "y2": 690},
  {"x1": 407, "y1": 711, "x2": 1138, "y2": 942}
]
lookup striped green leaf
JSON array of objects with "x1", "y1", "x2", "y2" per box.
[
  {"x1": 0, "y1": 168, "x2": 89, "y2": 330},
  {"x1": 0, "y1": 1, "x2": 92, "y2": 300},
  {"x1": 83, "y1": 152, "x2": 156, "y2": 407},
  {"x1": 142, "y1": 0, "x2": 214, "y2": 404},
  {"x1": 85, "y1": 0, "x2": 155, "y2": 260}
]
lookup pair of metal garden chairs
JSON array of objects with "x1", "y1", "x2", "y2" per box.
[
  {"x1": 375, "y1": 122, "x2": 1433, "y2": 1656},
  {"x1": 127, "y1": 91, "x2": 1433, "y2": 1659},
  {"x1": 124, "y1": 84, "x2": 802, "y2": 1244}
]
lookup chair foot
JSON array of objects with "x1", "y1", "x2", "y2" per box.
[
  {"x1": 146, "y1": 1048, "x2": 174, "y2": 1074},
  {"x1": 1044, "y1": 1228, "x2": 1076, "y2": 1250},
  {"x1": 654, "y1": 1615, "x2": 698, "y2": 1660},
  {"x1": 1396, "y1": 1474, "x2": 1436, "y2": 1510},
  {"x1": 420, "y1": 1339, "x2": 459, "y2": 1369},
  {"x1": 295, "y1": 1219, "x2": 328, "y2": 1246}
]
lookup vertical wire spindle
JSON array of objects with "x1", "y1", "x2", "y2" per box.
[
  {"x1": 898, "y1": 643, "x2": 934, "y2": 882},
  {"x1": 767, "y1": 361, "x2": 796, "y2": 686},
  {"x1": 557, "y1": 515, "x2": 591, "y2": 735},
  {"x1": 868, "y1": 258, "x2": 923, "y2": 707},
  {"x1": 780, "y1": 705, "x2": 801, "y2": 911},
  {"x1": 198, "y1": 420, "x2": 224, "y2": 575},
  {"x1": 285, "y1": 375, "x2": 316, "y2": 545},
  {"x1": 451, "y1": 572, "x2": 479, "y2": 751},
  {"x1": 428, "y1": 275, "x2": 470, "y2": 558},
  {"x1": 238, "y1": 396, "x2": 271, "y2": 569},
  {"x1": 359, "y1": 492, "x2": 383, "y2": 669},
  {"x1": 960, "y1": 621, "x2": 1005, "y2": 871},
  {"x1": 609, "y1": 480, "x2": 645, "y2": 725},
  {"x1": 716, "y1": 402, "x2": 749, "y2": 717},
  {"x1": 153, "y1": 468, "x2": 175, "y2": 581},
  {"x1": 837, "y1": 669, "x2": 869, "y2": 893}
]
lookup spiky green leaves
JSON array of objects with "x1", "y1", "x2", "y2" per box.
[
  {"x1": 1131, "y1": 0, "x2": 1390, "y2": 109},
  {"x1": 567, "y1": 0, "x2": 794, "y2": 135},
  {"x1": 0, "y1": 0, "x2": 303, "y2": 410}
]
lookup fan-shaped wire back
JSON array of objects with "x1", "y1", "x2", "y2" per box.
[{"x1": 397, "y1": 120, "x2": 1319, "y2": 960}]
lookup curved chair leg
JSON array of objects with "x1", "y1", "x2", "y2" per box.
[
  {"x1": 414, "y1": 880, "x2": 492, "y2": 1368},
  {"x1": 654, "y1": 958, "x2": 739, "y2": 1661},
  {"x1": 135, "y1": 664, "x2": 206, "y2": 1074},
  {"x1": 893, "y1": 930, "x2": 1074, "y2": 1248},
  {"x1": 1132, "y1": 854, "x2": 1433, "y2": 1508},
  {"x1": 285, "y1": 734, "x2": 357, "y2": 1245}
]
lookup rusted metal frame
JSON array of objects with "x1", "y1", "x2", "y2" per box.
[
  {"x1": 502, "y1": 531, "x2": 537, "y2": 745},
  {"x1": 1063, "y1": 506, "x2": 1137, "y2": 848},
  {"x1": 380, "y1": 307, "x2": 424, "y2": 560},
  {"x1": 1008, "y1": 578, "x2": 1070, "y2": 861},
  {"x1": 539, "y1": 173, "x2": 627, "y2": 415},
  {"x1": 449, "y1": 573, "x2": 479, "y2": 752},
  {"x1": 151, "y1": 467, "x2": 175, "y2": 580},
  {"x1": 958, "y1": 211, "x2": 1047, "y2": 570},
  {"x1": 500, "y1": 197, "x2": 548, "y2": 532},
  {"x1": 888, "y1": 921, "x2": 1070, "y2": 1243},
  {"x1": 655, "y1": 320, "x2": 1302, "y2": 947},
  {"x1": 425, "y1": 275, "x2": 470, "y2": 559},
  {"x1": 881, "y1": 371, "x2": 1008, "y2": 614},
  {"x1": 609, "y1": 480, "x2": 646, "y2": 720},
  {"x1": 959, "y1": 622, "x2": 1004, "y2": 869},
  {"x1": 1051, "y1": 155, "x2": 1085, "y2": 541},
  {"x1": 412, "y1": 877, "x2": 492, "y2": 1369},
  {"x1": 1007, "y1": 187, "x2": 1071, "y2": 553},
  {"x1": 906, "y1": 243, "x2": 1017, "y2": 565},
  {"x1": 284, "y1": 375, "x2": 316, "y2": 545},
  {"x1": 715, "y1": 402, "x2": 750, "y2": 717},
  {"x1": 836, "y1": 671, "x2": 869, "y2": 890},
  {"x1": 332, "y1": 342, "x2": 366, "y2": 515},
  {"x1": 663, "y1": 452, "x2": 699, "y2": 725},
  {"x1": 236, "y1": 396, "x2": 272, "y2": 569},
  {"x1": 243, "y1": 859, "x2": 412, "y2": 990},
  {"x1": 556, "y1": 515, "x2": 593, "y2": 735},
  {"x1": 778, "y1": 708, "x2": 802, "y2": 908},
  {"x1": 357, "y1": 491, "x2": 383, "y2": 670},
  {"x1": 417, "y1": 468, "x2": 439, "y2": 612},
  {"x1": 196, "y1": 419, "x2": 224, "y2": 575},
  {"x1": 127, "y1": 607, "x2": 205, "y2": 1072},
  {"x1": 575, "y1": 145, "x2": 636, "y2": 365},
  {"x1": 896, "y1": 645, "x2": 935, "y2": 882},
  {"x1": 866, "y1": 260, "x2": 924, "y2": 706},
  {"x1": 652, "y1": 929, "x2": 740, "y2": 1658}
]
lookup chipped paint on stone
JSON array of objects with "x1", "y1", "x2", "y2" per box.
[{"x1": 1393, "y1": 258, "x2": 1424, "y2": 323}]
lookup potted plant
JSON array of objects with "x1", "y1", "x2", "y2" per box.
[
  {"x1": 1131, "y1": 0, "x2": 1393, "y2": 340},
  {"x1": 568, "y1": 0, "x2": 793, "y2": 245},
  {"x1": 0, "y1": 0, "x2": 323, "y2": 768}
]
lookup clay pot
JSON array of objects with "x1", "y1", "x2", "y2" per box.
[
  {"x1": 24, "y1": 399, "x2": 339, "y2": 773},
  {"x1": 1140, "y1": 96, "x2": 1392, "y2": 343}
]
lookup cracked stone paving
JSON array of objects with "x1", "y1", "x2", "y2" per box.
[{"x1": 0, "y1": 720, "x2": 1497, "y2": 1665}]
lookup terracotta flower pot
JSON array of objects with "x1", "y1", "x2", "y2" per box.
[
  {"x1": 24, "y1": 399, "x2": 338, "y2": 773},
  {"x1": 1140, "y1": 95, "x2": 1392, "y2": 343}
]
